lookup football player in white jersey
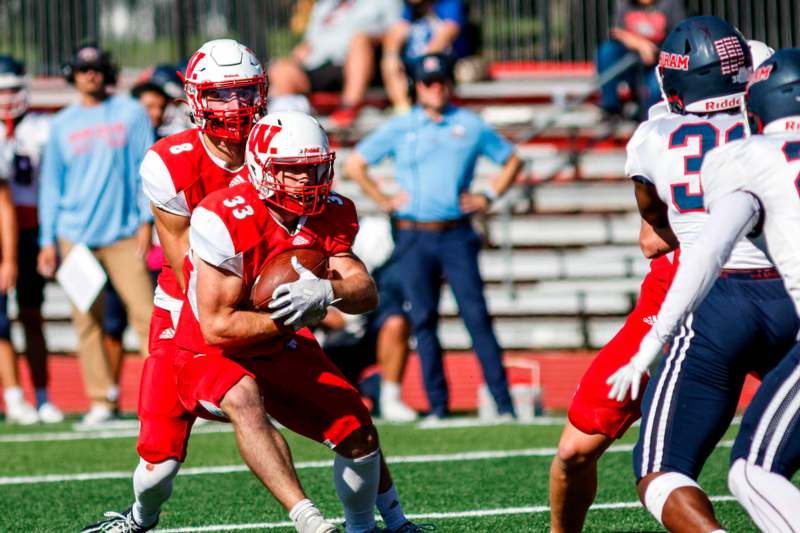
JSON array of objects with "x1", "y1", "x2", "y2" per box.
[
  {"x1": 0, "y1": 55, "x2": 62, "y2": 424},
  {"x1": 612, "y1": 47, "x2": 800, "y2": 533},
  {"x1": 609, "y1": 17, "x2": 800, "y2": 533}
]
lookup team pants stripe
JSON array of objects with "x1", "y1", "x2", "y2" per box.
[
  {"x1": 640, "y1": 314, "x2": 694, "y2": 476},
  {"x1": 749, "y1": 364, "x2": 800, "y2": 471}
]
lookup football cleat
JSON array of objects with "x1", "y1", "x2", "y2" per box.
[{"x1": 80, "y1": 507, "x2": 157, "y2": 533}]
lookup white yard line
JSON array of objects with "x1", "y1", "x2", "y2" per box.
[
  {"x1": 154, "y1": 496, "x2": 739, "y2": 532},
  {"x1": 0, "y1": 423, "x2": 234, "y2": 443},
  {"x1": 0, "y1": 440, "x2": 735, "y2": 486},
  {"x1": 0, "y1": 416, "x2": 743, "y2": 443}
]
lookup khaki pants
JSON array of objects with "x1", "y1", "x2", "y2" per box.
[{"x1": 60, "y1": 237, "x2": 153, "y2": 407}]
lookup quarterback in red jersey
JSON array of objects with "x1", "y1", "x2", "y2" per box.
[
  {"x1": 173, "y1": 110, "x2": 390, "y2": 533},
  {"x1": 83, "y1": 41, "x2": 338, "y2": 533}
]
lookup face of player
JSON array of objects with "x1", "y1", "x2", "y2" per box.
[
  {"x1": 73, "y1": 66, "x2": 107, "y2": 97},
  {"x1": 416, "y1": 77, "x2": 452, "y2": 114},
  {"x1": 266, "y1": 160, "x2": 333, "y2": 217},
  {"x1": 138, "y1": 90, "x2": 168, "y2": 129},
  {"x1": 202, "y1": 84, "x2": 260, "y2": 141}
]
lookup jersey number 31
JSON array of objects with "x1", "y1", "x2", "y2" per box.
[{"x1": 668, "y1": 122, "x2": 744, "y2": 212}]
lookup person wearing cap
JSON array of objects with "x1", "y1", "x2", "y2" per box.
[
  {"x1": 346, "y1": 52, "x2": 522, "y2": 421},
  {"x1": 131, "y1": 64, "x2": 187, "y2": 139},
  {"x1": 37, "y1": 44, "x2": 155, "y2": 425}
]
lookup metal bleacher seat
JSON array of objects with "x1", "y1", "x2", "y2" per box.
[{"x1": 26, "y1": 72, "x2": 644, "y2": 354}]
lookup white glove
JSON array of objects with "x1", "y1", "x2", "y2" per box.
[
  {"x1": 268, "y1": 256, "x2": 339, "y2": 329},
  {"x1": 606, "y1": 331, "x2": 664, "y2": 403}
]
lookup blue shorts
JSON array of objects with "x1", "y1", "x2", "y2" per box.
[
  {"x1": 732, "y1": 340, "x2": 800, "y2": 478},
  {"x1": 634, "y1": 273, "x2": 800, "y2": 480},
  {"x1": 0, "y1": 292, "x2": 9, "y2": 340}
]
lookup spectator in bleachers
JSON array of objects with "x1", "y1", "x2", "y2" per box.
[
  {"x1": 597, "y1": 0, "x2": 685, "y2": 119},
  {"x1": 319, "y1": 216, "x2": 417, "y2": 422},
  {"x1": 37, "y1": 44, "x2": 155, "y2": 425},
  {"x1": 268, "y1": 0, "x2": 402, "y2": 127},
  {"x1": 0, "y1": 55, "x2": 63, "y2": 424},
  {"x1": 346, "y1": 53, "x2": 522, "y2": 422},
  {"x1": 381, "y1": 0, "x2": 468, "y2": 114},
  {"x1": 100, "y1": 64, "x2": 184, "y2": 388}
]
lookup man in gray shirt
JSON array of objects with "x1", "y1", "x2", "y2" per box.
[{"x1": 269, "y1": 0, "x2": 401, "y2": 127}]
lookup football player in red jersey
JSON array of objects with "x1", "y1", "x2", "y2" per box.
[
  {"x1": 549, "y1": 220, "x2": 679, "y2": 533},
  {"x1": 82, "y1": 41, "x2": 338, "y2": 533},
  {"x1": 171, "y1": 110, "x2": 399, "y2": 533}
]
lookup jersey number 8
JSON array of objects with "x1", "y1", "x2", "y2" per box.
[{"x1": 668, "y1": 122, "x2": 744, "y2": 212}]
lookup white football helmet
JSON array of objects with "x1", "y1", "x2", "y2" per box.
[
  {"x1": 246, "y1": 111, "x2": 335, "y2": 216},
  {"x1": 182, "y1": 39, "x2": 267, "y2": 141}
]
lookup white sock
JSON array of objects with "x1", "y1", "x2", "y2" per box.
[
  {"x1": 132, "y1": 458, "x2": 180, "y2": 527},
  {"x1": 729, "y1": 458, "x2": 800, "y2": 533},
  {"x1": 381, "y1": 381, "x2": 401, "y2": 403},
  {"x1": 333, "y1": 449, "x2": 380, "y2": 533},
  {"x1": 3, "y1": 386, "x2": 23, "y2": 407},
  {"x1": 376, "y1": 484, "x2": 407, "y2": 531},
  {"x1": 106, "y1": 385, "x2": 120, "y2": 403}
]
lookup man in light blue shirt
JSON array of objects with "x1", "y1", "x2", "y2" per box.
[
  {"x1": 37, "y1": 44, "x2": 155, "y2": 424},
  {"x1": 346, "y1": 53, "x2": 522, "y2": 420}
]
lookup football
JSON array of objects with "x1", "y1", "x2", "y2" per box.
[{"x1": 250, "y1": 248, "x2": 328, "y2": 310}]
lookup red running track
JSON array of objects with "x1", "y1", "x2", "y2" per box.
[{"x1": 0, "y1": 352, "x2": 759, "y2": 415}]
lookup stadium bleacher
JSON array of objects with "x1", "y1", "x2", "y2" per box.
[{"x1": 21, "y1": 68, "x2": 646, "y2": 356}]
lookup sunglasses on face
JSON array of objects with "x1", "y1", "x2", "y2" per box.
[{"x1": 77, "y1": 65, "x2": 102, "y2": 74}]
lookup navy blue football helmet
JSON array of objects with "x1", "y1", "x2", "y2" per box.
[
  {"x1": 132, "y1": 64, "x2": 183, "y2": 100},
  {"x1": 658, "y1": 16, "x2": 751, "y2": 115},
  {"x1": 745, "y1": 48, "x2": 800, "y2": 134},
  {"x1": 0, "y1": 55, "x2": 28, "y2": 119}
]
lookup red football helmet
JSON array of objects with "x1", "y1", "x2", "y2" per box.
[
  {"x1": 182, "y1": 39, "x2": 267, "y2": 142},
  {"x1": 246, "y1": 111, "x2": 335, "y2": 216}
]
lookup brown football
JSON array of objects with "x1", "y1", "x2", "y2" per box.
[{"x1": 250, "y1": 248, "x2": 328, "y2": 310}]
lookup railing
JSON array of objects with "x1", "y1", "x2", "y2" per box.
[{"x1": 0, "y1": 1, "x2": 796, "y2": 76}]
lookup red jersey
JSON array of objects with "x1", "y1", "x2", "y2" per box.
[
  {"x1": 174, "y1": 181, "x2": 359, "y2": 358},
  {"x1": 140, "y1": 128, "x2": 247, "y2": 306}
]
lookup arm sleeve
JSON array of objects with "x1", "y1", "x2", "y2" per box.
[
  {"x1": 624, "y1": 123, "x2": 654, "y2": 184},
  {"x1": 189, "y1": 206, "x2": 243, "y2": 277},
  {"x1": 354, "y1": 120, "x2": 400, "y2": 165},
  {"x1": 140, "y1": 150, "x2": 191, "y2": 216},
  {"x1": 38, "y1": 125, "x2": 64, "y2": 246},
  {"x1": 650, "y1": 191, "x2": 761, "y2": 344},
  {"x1": 129, "y1": 106, "x2": 156, "y2": 225},
  {"x1": 478, "y1": 121, "x2": 514, "y2": 164}
]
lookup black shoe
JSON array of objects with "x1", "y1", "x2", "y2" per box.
[
  {"x1": 384, "y1": 522, "x2": 436, "y2": 533},
  {"x1": 80, "y1": 507, "x2": 157, "y2": 533}
]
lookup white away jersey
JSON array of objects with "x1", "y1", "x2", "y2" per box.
[
  {"x1": 702, "y1": 133, "x2": 800, "y2": 313},
  {"x1": 0, "y1": 113, "x2": 51, "y2": 209},
  {"x1": 626, "y1": 111, "x2": 771, "y2": 269}
]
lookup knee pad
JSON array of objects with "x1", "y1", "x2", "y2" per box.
[
  {"x1": 643, "y1": 472, "x2": 701, "y2": 526},
  {"x1": 133, "y1": 457, "x2": 181, "y2": 498}
]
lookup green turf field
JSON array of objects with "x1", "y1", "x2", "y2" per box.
[{"x1": 0, "y1": 417, "x2": 778, "y2": 532}]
